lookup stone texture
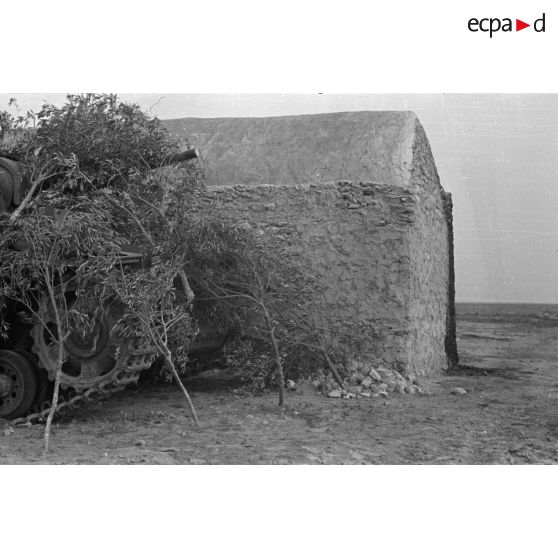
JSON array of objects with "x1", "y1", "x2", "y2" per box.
[
  {"x1": 165, "y1": 111, "x2": 418, "y2": 187},
  {"x1": 171, "y1": 111, "x2": 456, "y2": 377}
]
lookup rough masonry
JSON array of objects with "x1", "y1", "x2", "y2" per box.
[{"x1": 165, "y1": 111, "x2": 457, "y2": 378}]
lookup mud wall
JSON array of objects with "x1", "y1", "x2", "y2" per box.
[
  {"x1": 172, "y1": 111, "x2": 455, "y2": 377},
  {"x1": 165, "y1": 111, "x2": 418, "y2": 186},
  {"x1": 192, "y1": 181, "x2": 416, "y2": 372},
  {"x1": 406, "y1": 123, "x2": 452, "y2": 375}
]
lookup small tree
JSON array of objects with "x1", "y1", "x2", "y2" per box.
[
  {"x1": 0, "y1": 196, "x2": 123, "y2": 452},
  {"x1": 107, "y1": 254, "x2": 200, "y2": 426},
  {"x1": 183, "y1": 219, "x2": 336, "y2": 405}
]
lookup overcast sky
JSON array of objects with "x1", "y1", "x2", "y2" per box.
[{"x1": 2, "y1": 93, "x2": 557, "y2": 304}]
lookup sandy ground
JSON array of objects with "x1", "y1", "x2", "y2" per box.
[{"x1": 1, "y1": 303, "x2": 557, "y2": 464}]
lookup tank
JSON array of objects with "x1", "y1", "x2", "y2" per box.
[{"x1": 0, "y1": 148, "x2": 200, "y2": 422}]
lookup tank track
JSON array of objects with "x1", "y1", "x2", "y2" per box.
[{"x1": 8, "y1": 339, "x2": 155, "y2": 427}]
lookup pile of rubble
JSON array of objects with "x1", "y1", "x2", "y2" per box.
[{"x1": 310, "y1": 361, "x2": 424, "y2": 400}]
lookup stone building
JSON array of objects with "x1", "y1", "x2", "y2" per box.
[{"x1": 165, "y1": 111, "x2": 457, "y2": 378}]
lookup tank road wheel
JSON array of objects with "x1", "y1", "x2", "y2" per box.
[
  {"x1": 20, "y1": 351, "x2": 51, "y2": 409},
  {"x1": 0, "y1": 350, "x2": 38, "y2": 420},
  {"x1": 30, "y1": 299, "x2": 132, "y2": 392},
  {"x1": 30, "y1": 297, "x2": 155, "y2": 392}
]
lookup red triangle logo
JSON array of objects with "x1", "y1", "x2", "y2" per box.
[{"x1": 516, "y1": 19, "x2": 530, "y2": 31}]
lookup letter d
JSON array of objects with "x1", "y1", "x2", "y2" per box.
[{"x1": 534, "y1": 13, "x2": 545, "y2": 32}]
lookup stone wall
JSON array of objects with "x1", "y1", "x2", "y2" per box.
[
  {"x1": 170, "y1": 111, "x2": 456, "y2": 377},
  {"x1": 406, "y1": 123, "x2": 452, "y2": 375}
]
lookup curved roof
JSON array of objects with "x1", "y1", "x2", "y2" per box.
[{"x1": 164, "y1": 111, "x2": 421, "y2": 186}]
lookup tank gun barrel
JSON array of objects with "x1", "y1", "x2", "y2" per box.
[
  {"x1": 167, "y1": 147, "x2": 200, "y2": 164},
  {"x1": 2, "y1": 147, "x2": 201, "y2": 212}
]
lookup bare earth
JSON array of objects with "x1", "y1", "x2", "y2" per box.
[{"x1": 1, "y1": 303, "x2": 557, "y2": 464}]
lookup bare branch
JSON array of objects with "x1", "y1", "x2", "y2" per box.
[{"x1": 9, "y1": 167, "x2": 59, "y2": 223}]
